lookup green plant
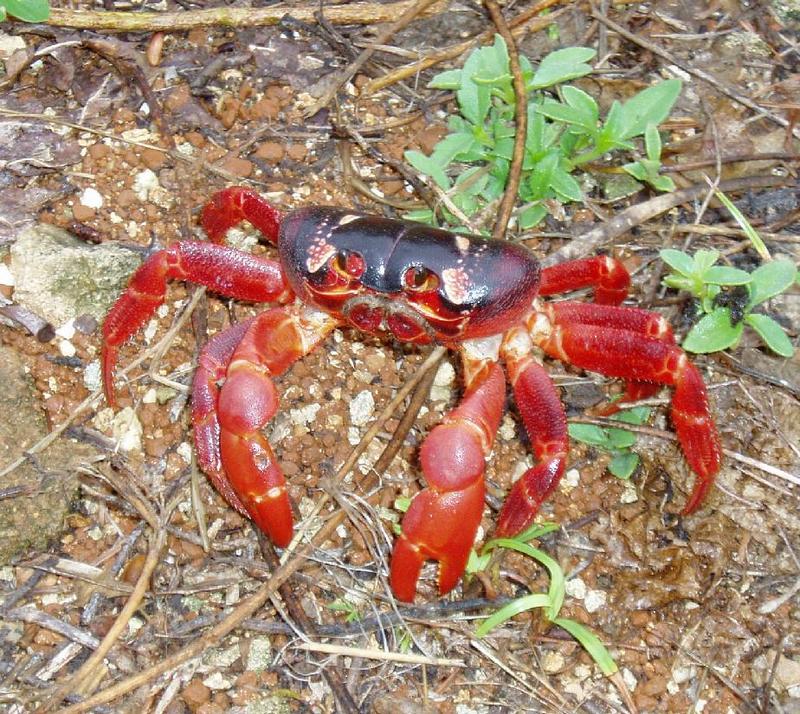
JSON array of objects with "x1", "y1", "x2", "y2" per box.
[
  {"x1": 326, "y1": 597, "x2": 362, "y2": 623},
  {"x1": 469, "y1": 523, "x2": 618, "y2": 676},
  {"x1": 568, "y1": 406, "x2": 652, "y2": 479},
  {"x1": 0, "y1": 0, "x2": 49, "y2": 22},
  {"x1": 660, "y1": 248, "x2": 797, "y2": 357},
  {"x1": 404, "y1": 35, "x2": 681, "y2": 230}
]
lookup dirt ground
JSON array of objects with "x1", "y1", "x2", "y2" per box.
[{"x1": 0, "y1": 0, "x2": 799, "y2": 712}]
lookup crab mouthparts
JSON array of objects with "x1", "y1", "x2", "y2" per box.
[{"x1": 343, "y1": 295, "x2": 434, "y2": 343}]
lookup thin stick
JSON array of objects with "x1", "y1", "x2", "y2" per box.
[
  {"x1": 39, "y1": 525, "x2": 168, "y2": 711},
  {"x1": 46, "y1": 0, "x2": 447, "y2": 32},
  {"x1": 303, "y1": 0, "x2": 441, "y2": 118},
  {"x1": 484, "y1": 0, "x2": 527, "y2": 239},
  {"x1": 295, "y1": 641, "x2": 465, "y2": 667},
  {"x1": 362, "y1": 0, "x2": 566, "y2": 96},
  {"x1": 542, "y1": 175, "x2": 788, "y2": 266},
  {"x1": 591, "y1": 6, "x2": 800, "y2": 139}
]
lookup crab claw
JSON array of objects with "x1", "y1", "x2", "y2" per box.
[{"x1": 390, "y1": 362, "x2": 505, "y2": 602}]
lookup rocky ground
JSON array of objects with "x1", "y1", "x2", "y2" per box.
[{"x1": 0, "y1": 0, "x2": 799, "y2": 712}]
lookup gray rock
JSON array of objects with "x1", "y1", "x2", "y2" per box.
[
  {"x1": 0, "y1": 345, "x2": 89, "y2": 564},
  {"x1": 10, "y1": 224, "x2": 141, "y2": 326}
]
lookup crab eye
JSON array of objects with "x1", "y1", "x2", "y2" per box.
[
  {"x1": 403, "y1": 265, "x2": 439, "y2": 292},
  {"x1": 331, "y1": 250, "x2": 365, "y2": 279}
]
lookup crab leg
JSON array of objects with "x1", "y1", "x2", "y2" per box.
[
  {"x1": 390, "y1": 353, "x2": 506, "y2": 602},
  {"x1": 547, "y1": 302, "x2": 677, "y2": 407},
  {"x1": 201, "y1": 187, "x2": 283, "y2": 244},
  {"x1": 206, "y1": 304, "x2": 339, "y2": 546},
  {"x1": 532, "y1": 312, "x2": 722, "y2": 513},
  {"x1": 539, "y1": 256, "x2": 631, "y2": 305},
  {"x1": 192, "y1": 318, "x2": 256, "y2": 518},
  {"x1": 495, "y1": 327, "x2": 569, "y2": 538},
  {"x1": 101, "y1": 242, "x2": 292, "y2": 405}
]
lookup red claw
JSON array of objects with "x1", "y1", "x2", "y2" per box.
[{"x1": 390, "y1": 361, "x2": 505, "y2": 601}]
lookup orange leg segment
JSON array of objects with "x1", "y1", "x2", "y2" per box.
[
  {"x1": 496, "y1": 330, "x2": 569, "y2": 538},
  {"x1": 539, "y1": 256, "x2": 631, "y2": 305},
  {"x1": 390, "y1": 360, "x2": 506, "y2": 602},
  {"x1": 534, "y1": 315, "x2": 722, "y2": 513},
  {"x1": 101, "y1": 242, "x2": 291, "y2": 405}
]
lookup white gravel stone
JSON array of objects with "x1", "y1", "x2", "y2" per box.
[
  {"x1": 349, "y1": 390, "x2": 375, "y2": 426},
  {"x1": 112, "y1": 406, "x2": 143, "y2": 452},
  {"x1": 79, "y1": 187, "x2": 104, "y2": 209},
  {"x1": 584, "y1": 588, "x2": 607, "y2": 613}
]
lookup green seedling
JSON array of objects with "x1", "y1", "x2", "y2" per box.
[
  {"x1": 660, "y1": 248, "x2": 797, "y2": 357},
  {"x1": 405, "y1": 35, "x2": 681, "y2": 230},
  {"x1": 326, "y1": 597, "x2": 362, "y2": 623},
  {"x1": 623, "y1": 124, "x2": 675, "y2": 192},
  {"x1": 568, "y1": 406, "x2": 652, "y2": 479},
  {"x1": 0, "y1": 0, "x2": 49, "y2": 22},
  {"x1": 469, "y1": 523, "x2": 618, "y2": 677}
]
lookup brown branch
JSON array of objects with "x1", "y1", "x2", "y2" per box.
[
  {"x1": 46, "y1": 0, "x2": 447, "y2": 32},
  {"x1": 361, "y1": 0, "x2": 567, "y2": 96},
  {"x1": 303, "y1": 0, "x2": 441, "y2": 118},
  {"x1": 484, "y1": 0, "x2": 527, "y2": 240},
  {"x1": 541, "y1": 175, "x2": 789, "y2": 267}
]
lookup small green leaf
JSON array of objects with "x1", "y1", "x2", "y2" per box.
[
  {"x1": 616, "y1": 79, "x2": 682, "y2": 140},
  {"x1": 660, "y1": 249, "x2": 696, "y2": 278},
  {"x1": 693, "y1": 249, "x2": 721, "y2": 274},
  {"x1": 606, "y1": 428, "x2": 637, "y2": 450},
  {"x1": 2, "y1": 0, "x2": 49, "y2": 21},
  {"x1": 748, "y1": 259, "x2": 797, "y2": 306},
  {"x1": 553, "y1": 618, "x2": 618, "y2": 676},
  {"x1": 518, "y1": 203, "x2": 548, "y2": 228},
  {"x1": 703, "y1": 266, "x2": 752, "y2": 285},
  {"x1": 549, "y1": 166, "x2": 583, "y2": 202},
  {"x1": 682, "y1": 308, "x2": 744, "y2": 353},
  {"x1": 745, "y1": 313, "x2": 794, "y2": 357},
  {"x1": 404, "y1": 150, "x2": 451, "y2": 189},
  {"x1": 644, "y1": 124, "x2": 662, "y2": 162},
  {"x1": 650, "y1": 174, "x2": 676, "y2": 192},
  {"x1": 466, "y1": 548, "x2": 492, "y2": 574},
  {"x1": 613, "y1": 406, "x2": 652, "y2": 425},
  {"x1": 529, "y1": 47, "x2": 596, "y2": 89},
  {"x1": 484, "y1": 538, "x2": 565, "y2": 619},
  {"x1": 562, "y1": 86, "x2": 599, "y2": 128},
  {"x1": 458, "y1": 49, "x2": 491, "y2": 125},
  {"x1": 608, "y1": 452, "x2": 639, "y2": 479},
  {"x1": 568, "y1": 423, "x2": 612, "y2": 448},
  {"x1": 476, "y1": 593, "x2": 552, "y2": 636},
  {"x1": 428, "y1": 68, "x2": 462, "y2": 90}
]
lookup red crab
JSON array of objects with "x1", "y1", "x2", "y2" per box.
[{"x1": 102, "y1": 187, "x2": 722, "y2": 602}]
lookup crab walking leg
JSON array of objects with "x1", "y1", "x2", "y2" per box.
[
  {"x1": 192, "y1": 318, "x2": 256, "y2": 517},
  {"x1": 101, "y1": 242, "x2": 292, "y2": 405},
  {"x1": 214, "y1": 305, "x2": 340, "y2": 547},
  {"x1": 547, "y1": 302, "x2": 677, "y2": 406},
  {"x1": 390, "y1": 356, "x2": 506, "y2": 602},
  {"x1": 532, "y1": 315, "x2": 722, "y2": 513},
  {"x1": 539, "y1": 256, "x2": 631, "y2": 305},
  {"x1": 496, "y1": 327, "x2": 569, "y2": 538},
  {"x1": 201, "y1": 187, "x2": 283, "y2": 244}
]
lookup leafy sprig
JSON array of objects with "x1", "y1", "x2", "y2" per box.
[
  {"x1": 568, "y1": 406, "x2": 652, "y2": 479},
  {"x1": 405, "y1": 35, "x2": 681, "y2": 230},
  {"x1": 661, "y1": 249, "x2": 796, "y2": 357}
]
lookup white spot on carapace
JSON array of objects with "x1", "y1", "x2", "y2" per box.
[
  {"x1": 306, "y1": 238, "x2": 336, "y2": 273},
  {"x1": 442, "y1": 267, "x2": 470, "y2": 304},
  {"x1": 454, "y1": 234, "x2": 470, "y2": 254},
  {"x1": 337, "y1": 214, "x2": 361, "y2": 226}
]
